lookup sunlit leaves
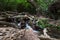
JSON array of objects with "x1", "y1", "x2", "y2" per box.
[{"x1": 36, "y1": 0, "x2": 55, "y2": 12}]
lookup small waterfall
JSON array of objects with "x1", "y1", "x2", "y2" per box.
[
  {"x1": 18, "y1": 22, "x2": 21, "y2": 26},
  {"x1": 17, "y1": 22, "x2": 39, "y2": 34},
  {"x1": 26, "y1": 23, "x2": 39, "y2": 33},
  {"x1": 26, "y1": 23, "x2": 32, "y2": 29},
  {"x1": 18, "y1": 22, "x2": 21, "y2": 28}
]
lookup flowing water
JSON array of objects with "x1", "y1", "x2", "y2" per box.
[
  {"x1": 18, "y1": 22, "x2": 39, "y2": 33},
  {"x1": 26, "y1": 23, "x2": 39, "y2": 33}
]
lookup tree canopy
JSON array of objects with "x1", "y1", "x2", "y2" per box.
[{"x1": 0, "y1": 0, "x2": 57, "y2": 15}]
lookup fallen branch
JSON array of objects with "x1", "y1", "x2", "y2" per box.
[{"x1": 0, "y1": 21, "x2": 18, "y2": 29}]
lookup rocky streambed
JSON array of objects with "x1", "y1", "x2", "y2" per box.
[{"x1": 0, "y1": 27, "x2": 60, "y2": 40}]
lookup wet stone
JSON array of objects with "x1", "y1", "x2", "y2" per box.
[
  {"x1": 0, "y1": 36, "x2": 3, "y2": 40},
  {"x1": 0, "y1": 32, "x2": 3, "y2": 36}
]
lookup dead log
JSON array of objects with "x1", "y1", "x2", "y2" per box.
[{"x1": 0, "y1": 21, "x2": 18, "y2": 28}]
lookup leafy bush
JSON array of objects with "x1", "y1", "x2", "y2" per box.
[
  {"x1": 36, "y1": 18, "x2": 60, "y2": 30},
  {"x1": 36, "y1": 18, "x2": 49, "y2": 28},
  {"x1": 36, "y1": 0, "x2": 55, "y2": 14},
  {"x1": 0, "y1": 0, "x2": 36, "y2": 14}
]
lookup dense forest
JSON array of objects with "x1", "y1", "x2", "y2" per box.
[{"x1": 0, "y1": 0, "x2": 60, "y2": 40}]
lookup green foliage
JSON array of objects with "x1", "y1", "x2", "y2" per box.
[
  {"x1": 0, "y1": 0, "x2": 17, "y2": 11},
  {"x1": 0, "y1": 0, "x2": 36, "y2": 14},
  {"x1": 37, "y1": 18, "x2": 60, "y2": 30},
  {"x1": 36, "y1": 0, "x2": 55, "y2": 12},
  {"x1": 0, "y1": 0, "x2": 57, "y2": 14},
  {"x1": 37, "y1": 18, "x2": 49, "y2": 28}
]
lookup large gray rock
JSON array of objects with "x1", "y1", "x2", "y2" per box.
[{"x1": 0, "y1": 27, "x2": 40, "y2": 40}]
